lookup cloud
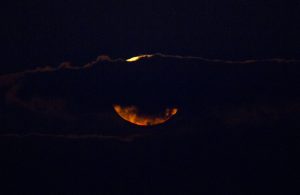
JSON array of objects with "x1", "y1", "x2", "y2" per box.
[
  {"x1": 0, "y1": 54, "x2": 300, "y2": 140},
  {"x1": 0, "y1": 132, "x2": 147, "y2": 142}
]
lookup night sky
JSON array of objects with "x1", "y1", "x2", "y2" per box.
[
  {"x1": 1, "y1": 0, "x2": 300, "y2": 194},
  {"x1": 2, "y1": 0, "x2": 300, "y2": 73}
]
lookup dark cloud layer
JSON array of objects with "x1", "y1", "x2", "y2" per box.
[
  {"x1": 0, "y1": 54, "x2": 299, "y2": 139},
  {"x1": 1, "y1": 54, "x2": 299, "y2": 195}
]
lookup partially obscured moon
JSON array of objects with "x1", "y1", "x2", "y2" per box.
[{"x1": 113, "y1": 104, "x2": 178, "y2": 126}]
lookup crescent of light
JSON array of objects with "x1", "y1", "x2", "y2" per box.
[{"x1": 126, "y1": 54, "x2": 154, "y2": 62}]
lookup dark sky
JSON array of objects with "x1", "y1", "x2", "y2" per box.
[
  {"x1": 1, "y1": 0, "x2": 300, "y2": 73},
  {"x1": 1, "y1": 54, "x2": 299, "y2": 194},
  {"x1": 1, "y1": 1, "x2": 299, "y2": 194}
]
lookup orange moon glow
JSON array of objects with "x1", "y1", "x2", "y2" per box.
[{"x1": 113, "y1": 105, "x2": 178, "y2": 126}]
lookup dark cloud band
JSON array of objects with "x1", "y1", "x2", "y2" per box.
[{"x1": 0, "y1": 54, "x2": 299, "y2": 139}]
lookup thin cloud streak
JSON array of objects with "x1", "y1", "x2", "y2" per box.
[{"x1": 0, "y1": 133, "x2": 149, "y2": 142}]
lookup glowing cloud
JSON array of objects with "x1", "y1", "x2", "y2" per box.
[{"x1": 126, "y1": 54, "x2": 154, "y2": 62}]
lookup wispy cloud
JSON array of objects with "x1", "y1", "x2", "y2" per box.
[{"x1": 0, "y1": 132, "x2": 149, "y2": 142}]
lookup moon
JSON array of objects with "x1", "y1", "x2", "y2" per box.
[{"x1": 113, "y1": 104, "x2": 178, "y2": 126}]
